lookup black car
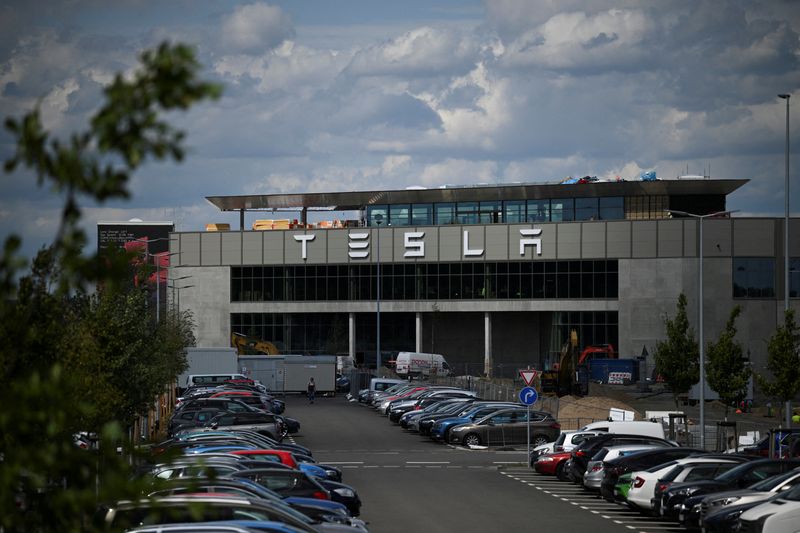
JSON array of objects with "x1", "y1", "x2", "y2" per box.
[
  {"x1": 599, "y1": 447, "x2": 709, "y2": 501},
  {"x1": 659, "y1": 458, "x2": 800, "y2": 520},
  {"x1": 569, "y1": 434, "x2": 680, "y2": 483}
]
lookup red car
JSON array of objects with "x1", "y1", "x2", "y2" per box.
[
  {"x1": 230, "y1": 449, "x2": 298, "y2": 469},
  {"x1": 534, "y1": 451, "x2": 572, "y2": 479}
]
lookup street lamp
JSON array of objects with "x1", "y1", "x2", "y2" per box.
[
  {"x1": 374, "y1": 213, "x2": 383, "y2": 375},
  {"x1": 778, "y1": 93, "x2": 791, "y2": 428},
  {"x1": 167, "y1": 282, "x2": 194, "y2": 316},
  {"x1": 133, "y1": 237, "x2": 175, "y2": 322},
  {"x1": 666, "y1": 208, "x2": 738, "y2": 449},
  {"x1": 168, "y1": 275, "x2": 191, "y2": 314}
]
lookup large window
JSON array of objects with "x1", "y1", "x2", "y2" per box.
[
  {"x1": 575, "y1": 198, "x2": 599, "y2": 221},
  {"x1": 733, "y1": 258, "x2": 775, "y2": 298},
  {"x1": 792, "y1": 258, "x2": 800, "y2": 298},
  {"x1": 599, "y1": 196, "x2": 624, "y2": 220},
  {"x1": 526, "y1": 199, "x2": 550, "y2": 222},
  {"x1": 551, "y1": 199, "x2": 574, "y2": 222},
  {"x1": 389, "y1": 204, "x2": 410, "y2": 226},
  {"x1": 435, "y1": 203, "x2": 456, "y2": 225},
  {"x1": 411, "y1": 204, "x2": 433, "y2": 226},
  {"x1": 503, "y1": 201, "x2": 525, "y2": 223},
  {"x1": 231, "y1": 260, "x2": 618, "y2": 302},
  {"x1": 367, "y1": 205, "x2": 388, "y2": 226}
]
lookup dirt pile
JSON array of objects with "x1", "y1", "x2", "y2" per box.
[{"x1": 556, "y1": 395, "x2": 642, "y2": 429}]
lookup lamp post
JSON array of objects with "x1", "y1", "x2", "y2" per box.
[
  {"x1": 667, "y1": 208, "x2": 737, "y2": 449},
  {"x1": 778, "y1": 93, "x2": 792, "y2": 428},
  {"x1": 374, "y1": 213, "x2": 383, "y2": 375},
  {"x1": 168, "y1": 275, "x2": 192, "y2": 314},
  {"x1": 167, "y1": 282, "x2": 194, "y2": 316},
  {"x1": 133, "y1": 237, "x2": 174, "y2": 322}
]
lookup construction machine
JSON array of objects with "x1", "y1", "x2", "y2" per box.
[
  {"x1": 231, "y1": 332, "x2": 280, "y2": 356},
  {"x1": 540, "y1": 330, "x2": 616, "y2": 397}
]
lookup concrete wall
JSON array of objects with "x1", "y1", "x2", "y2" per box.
[{"x1": 172, "y1": 218, "x2": 800, "y2": 394}]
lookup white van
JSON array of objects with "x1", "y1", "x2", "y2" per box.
[
  {"x1": 579, "y1": 420, "x2": 666, "y2": 439},
  {"x1": 394, "y1": 352, "x2": 451, "y2": 378}
]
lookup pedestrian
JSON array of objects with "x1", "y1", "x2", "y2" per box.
[{"x1": 307, "y1": 377, "x2": 316, "y2": 404}]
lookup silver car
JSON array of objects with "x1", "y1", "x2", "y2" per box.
[{"x1": 583, "y1": 445, "x2": 662, "y2": 490}]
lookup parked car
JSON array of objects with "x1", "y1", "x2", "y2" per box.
[
  {"x1": 94, "y1": 495, "x2": 355, "y2": 532},
  {"x1": 599, "y1": 447, "x2": 708, "y2": 502},
  {"x1": 738, "y1": 482, "x2": 800, "y2": 533},
  {"x1": 357, "y1": 379, "x2": 406, "y2": 404},
  {"x1": 530, "y1": 430, "x2": 606, "y2": 461},
  {"x1": 399, "y1": 398, "x2": 475, "y2": 430},
  {"x1": 144, "y1": 478, "x2": 359, "y2": 528},
  {"x1": 204, "y1": 412, "x2": 284, "y2": 441},
  {"x1": 388, "y1": 390, "x2": 477, "y2": 422},
  {"x1": 175, "y1": 398, "x2": 263, "y2": 415},
  {"x1": 567, "y1": 434, "x2": 680, "y2": 483},
  {"x1": 448, "y1": 407, "x2": 561, "y2": 447},
  {"x1": 167, "y1": 408, "x2": 223, "y2": 437},
  {"x1": 429, "y1": 402, "x2": 522, "y2": 442},
  {"x1": 659, "y1": 458, "x2": 800, "y2": 520},
  {"x1": 208, "y1": 390, "x2": 285, "y2": 414},
  {"x1": 534, "y1": 451, "x2": 575, "y2": 480},
  {"x1": 582, "y1": 445, "x2": 662, "y2": 491},
  {"x1": 626, "y1": 455, "x2": 750, "y2": 512},
  {"x1": 697, "y1": 468, "x2": 800, "y2": 532}
]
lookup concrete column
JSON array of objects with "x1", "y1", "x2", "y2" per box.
[
  {"x1": 415, "y1": 312, "x2": 422, "y2": 352},
  {"x1": 484, "y1": 311, "x2": 492, "y2": 377},
  {"x1": 348, "y1": 312, "x2": 356, "y2": 361}
]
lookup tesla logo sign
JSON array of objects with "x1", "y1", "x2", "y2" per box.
[{"x1": 292, "y1": 228, "x2": 544, "y2": 260}]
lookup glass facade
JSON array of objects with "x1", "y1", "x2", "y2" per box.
[
  {"x1": 230, "y1": 312, "x2": 415, "y2": 358},
  {"x1": 231, "y1": 260, "x2": 618, "y2": 302},
  {"x1": 364, "y1": 196, "x2": 634, "y2": 226},
  {"x1": 792, "y1": 258, "x2": 800, "y2": 298},
  {"x1": 548, "y1": 311, "x2": 619, "y2": 366},
  {"x1": 733, "y1": 258, "x2": 775, "y2": 298}
]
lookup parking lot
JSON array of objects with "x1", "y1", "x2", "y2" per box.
[{"x1": 288, "y1": 394, "x2": 648, "y2": 533}]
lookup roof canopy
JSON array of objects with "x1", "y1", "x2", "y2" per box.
[{"x1": 206, "y1": 179, "x2": 748, "y2": 212}]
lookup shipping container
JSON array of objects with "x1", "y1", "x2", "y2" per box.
[{"x1": 588, "y1": 358, "x2": 639, "y2": 384}]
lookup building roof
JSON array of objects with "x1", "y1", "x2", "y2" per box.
[{"x1": 205, "y1": 179, "x2": 748, "y2": 212}]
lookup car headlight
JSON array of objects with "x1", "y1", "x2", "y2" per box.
[
  {"x1": 334, "y1": 487, "x2": 355, "y2": 498},
  {"x1": 677, "y1": 487, "x2": 698, "y2": 497},
  {"x1": 537, "y1": 456, "x2": 555, "y2": 463}
]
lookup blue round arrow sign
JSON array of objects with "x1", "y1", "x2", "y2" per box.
[{"x1": 519, "y1": 386, "x2": 538, "y2": 405}]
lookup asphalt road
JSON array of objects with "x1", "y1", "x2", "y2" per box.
[{"x1": 282, "y1": 394, "x2": 677, "y2": 533}]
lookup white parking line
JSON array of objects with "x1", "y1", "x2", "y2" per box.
[
  {"x1": 406, "y1": 461, "x2": 450, "y2": 464},
  {"x1": 323, "y1": 461, "x2": 364, "y2": 465}
]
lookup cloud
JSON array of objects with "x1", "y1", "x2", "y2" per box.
[
  {"x1": 221, "y1": 2, "x2": 294, "y2": 55},
  {"x1": 346, "y1": 26, "x2": 481, "y2": 77}
]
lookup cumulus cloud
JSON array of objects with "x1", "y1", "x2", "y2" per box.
[{"x1": 221, "y1": 2, "x2": 294, "y2": 55}]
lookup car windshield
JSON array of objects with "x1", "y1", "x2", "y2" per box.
[
  {"x1": 781, "y1": 483, "x2": 800, "y2": 501},
  {"x1": 749, "y1": 470, "x2": 800, "y2": 492},
  {"x1": 715, "y1": 462, "x2": 761, "y2": 483},
  {"x1": 660, "y1": 465, "x2": 685, "y2": 482},
  {"x1": 592, "y1": 448, "x2": 610, "y2": 461},
  {"x1": 555, "y1": 433, "x2": 568, "y2": 446}
]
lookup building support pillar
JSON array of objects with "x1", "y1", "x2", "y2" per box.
[
  {"x1": 348, "y1": 312, "x2": 356, "y2": 361},
  {"x1": 415, "y1": 312, "x2": 422, "y2": 353},
  {"x1": 239, "y1": 209, "x2": 245, "y2": 231},
  {"x1": 484, "y1": 311, "x2": 492, "y2": 378}
]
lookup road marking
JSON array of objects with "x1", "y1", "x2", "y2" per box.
[
  {"x1": 406, "y1": 461, "x2": 450, "y2": 464},
  {"x1": 363, "y1": 465, "x2": 379, "y2": 469},
  {"x1": 322, "y1": 461, "x2": 364, "y2": 465},
  {"x1": 383, "y1": 465, "x2": 400, "y2": 468}
]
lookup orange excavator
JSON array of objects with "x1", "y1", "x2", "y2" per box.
[
  {"x1": 231, "y1": 332, "x2": 280, "y2": 356},
  {"x1": 541, "y1": 330, "x2": 616, "y2": 397}
]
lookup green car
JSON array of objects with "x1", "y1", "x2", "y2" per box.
[{"x1": 614, "y1": 472, "x2": 633, "y2": 501}]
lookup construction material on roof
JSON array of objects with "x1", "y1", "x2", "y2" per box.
[{"x1": 205, "y1": 223, "x2": 230, "y2": 232}]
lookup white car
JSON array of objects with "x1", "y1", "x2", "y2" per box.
[
  {"x1": 582, "y1": 445, "x2": 661, "y2": 490},
  {"x1": 627, "y1": 456, "x2": 744, "y2": 512},
  {"x1": 530, "y1": 430, "x2": 606, "y2": 462},
  {"x1": 737, "y1": 483, "x2": 800, "y2": 533}
]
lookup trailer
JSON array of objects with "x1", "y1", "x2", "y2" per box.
[
  {"x1": 282, "y1": 355, "x2": 336, "y2": 395},
  {"x1": 237, "y1": 355, "x2": 337, "y2": 395}
]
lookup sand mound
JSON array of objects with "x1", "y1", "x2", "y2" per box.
[{"x1": 556, "y1": 395, "x2": 642, "y2": 430}]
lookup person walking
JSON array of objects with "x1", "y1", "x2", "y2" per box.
[{"x1": 307, "y1": 377, "x2": 316, "y2": 404}]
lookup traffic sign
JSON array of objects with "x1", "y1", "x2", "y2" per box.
[
  {"x1": 519, "y1": 369, "x2": 538, "y2": 386},
  {"x1": 519, "y1": 386, "x2": 538, "y2": 405}
]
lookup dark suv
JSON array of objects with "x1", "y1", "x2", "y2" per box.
[{"x1": 568, "y1": 434, "x2": 679, "y2": 482}]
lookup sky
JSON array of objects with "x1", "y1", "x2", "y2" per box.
[{"x1": 0, "y1": 0, "x2": 798, "y2": 260}]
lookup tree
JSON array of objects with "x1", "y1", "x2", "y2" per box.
[
  {"x1": 705, "y1": 306, "x2": 750, "y2": 418},
  {"x1": 654, "y1": 293, "x2": 700, "y2": 410},
  {"x1": 0, "y1": 42, "x2": 220, "y2": 531},
  {"x1": 757, "y1": 309, "x2": 800, "y2": 423}
]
